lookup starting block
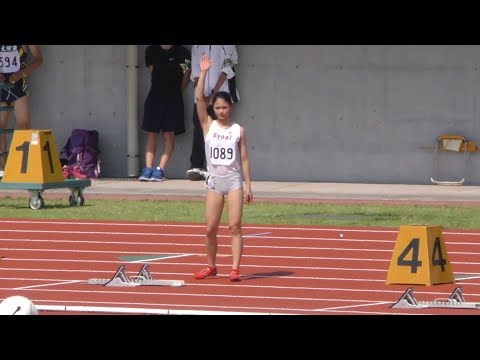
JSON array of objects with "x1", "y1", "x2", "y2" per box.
[
  {"x1": 391, "y1": 287, "x2": 480, "y2": 310},
  {"x1": 87, "y1": 264, "x2": 185, "y2": 287}
]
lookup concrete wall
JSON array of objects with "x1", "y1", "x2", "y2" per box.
[{"x1": 23, "y1": 45, "x2": 480, "y2": 184}]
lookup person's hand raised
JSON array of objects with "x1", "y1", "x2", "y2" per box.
[{"x1": 200, "y1": 54, "x2": 211, "y2": 71}]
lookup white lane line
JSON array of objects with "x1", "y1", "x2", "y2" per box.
[
  {"x1": 315, "y1": 301, "x2": 394, "y2": 311},
  {"x1": 129, "y1": 254, "x2": 192, "y2": 263},
  {"x1": 245, "y1": 232, "x2": 273, "y2": 237},
  {"x1": 14, "y1": 280, "x2": 83, "y2": 290}
]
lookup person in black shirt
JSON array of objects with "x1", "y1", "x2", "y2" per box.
[{"x1": 139, "y1": 45, "x2": 191, "y2": 181}]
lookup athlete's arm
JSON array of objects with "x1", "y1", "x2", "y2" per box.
[
  {"x1": 196, "y1": 55, "x2": 213, "y2": 133},
  {"x1": 239, "y1": 126, "x2": 253, "y2": 205},
  {"x1": 208, "y1": 73, "x2": 227, "y2": 105},
  {"x1": 23, "y1": 45, "x2": 43, "y2": 77}
]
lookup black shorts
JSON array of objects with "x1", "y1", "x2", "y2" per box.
[
  {"x1": 142, "y1": 94, "x2": 185, "y2": 135},
  {"x1": 0, "y1": 76, "x2": 28, "y2": 103}
]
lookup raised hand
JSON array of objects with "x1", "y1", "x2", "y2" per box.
[{"x1": 200, "y1": 54, "x2": 211, "y2": 72}]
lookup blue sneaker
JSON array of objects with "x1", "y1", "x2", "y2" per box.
[
  {"x1": 150, "y1": 167, "x2": 166, "y2": 182},
  {"x1": 139, "y1": 167, "x2": 153, "y2": 181}
]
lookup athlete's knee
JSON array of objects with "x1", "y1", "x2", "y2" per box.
[
  {"x1": 206, "y1": 224, "x2": 219, "y2": 238},
  {"x1": 229, "y1": 223, "x2": 242, "y2": 236}
]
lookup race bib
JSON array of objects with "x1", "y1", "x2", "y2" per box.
[
  {"x1": 209, "y1": 141, "x2": 236, "y2": 166},
  {"x1": 0, "y1": 49, "x2": 20, "y2": 74}
]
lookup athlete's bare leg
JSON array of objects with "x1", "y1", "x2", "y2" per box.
[
  {"x1": 0, "y1": 106, "x2": 9, "y2": 169},
  {"x1": 204, "y1": 191, "x2": 225, "y2": 267},
  {"x1": 227, "y1": 188, "x2": 244, "y2": 269},
  {"x1": 13, "y1": 96, "x2": 31, "y2": 130}
]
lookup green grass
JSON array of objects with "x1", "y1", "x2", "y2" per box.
[{"x1": 1, "y1": 195, "x2": 480, "y2": 230}]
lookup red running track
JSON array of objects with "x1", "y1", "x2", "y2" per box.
[{"x1": 1, "y1": 218, "x2": 480, "y2": 315}]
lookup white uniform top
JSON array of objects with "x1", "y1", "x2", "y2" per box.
[
  {"x1": 205, "y1": 120, "x2": 242, "y2": 177},
  {"x1": 191, "y1": 45, "x2": 240, "y2": 103}
]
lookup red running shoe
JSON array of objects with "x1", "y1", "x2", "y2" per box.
[
  {"x1": 230, "y1": 269, "x2": 240, "y2": 282},
  {"x1": 194, "y1": 266, "x2": 217, "y2": 279},
  {"x1": 62, "y1": 165, "x2": 71, "y2": 179},
  {"x1": 71, "y1": 165, "x2": 89, "y2": 179}
]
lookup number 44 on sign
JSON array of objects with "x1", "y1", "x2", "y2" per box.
[{"x1": 386, "y1": 225, "x2": 455, "y2": 286}]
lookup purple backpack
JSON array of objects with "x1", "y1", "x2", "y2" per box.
[{"x1": 61, "y1": 129, "x2": 101, "y2": 179}]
